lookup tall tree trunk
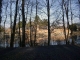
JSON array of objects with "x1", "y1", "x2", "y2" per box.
[
  {"x1": 0, "y1": 0, "x2": 2, "y2": 34},
  {"x1": 78, "y1": 0, "x2": 80, "y2": 21},
  {"x1": 22, "y1": 0, "x2": 25, "y2": 47},
  {"x1": 10, "y1": 0, "x2": 18, "y2": 47},
  {"x1": 30, "y1": 3, "x2": 33, "y2": 46},
  {"x1": 10, "y1": 0, "x2": 12, "y2": 38},
  {"x1": 70, "y1": 0, "x2": 74, "y2": 45},
  {"x1": 4, "y1": 3, "x2": 8, "y2": 47},
  {"x1": 62, "y1": 0, "x2": 67, "y2": 44},
  {"x1": 19, "y1": 13, "x2": 21, "y2": 47},
  {"x1": 34, "y1": 0, "x2": 38, "y2": 46},
  {"x1": 47, "y1": 0, "x2": 51, "y2": 46},
  {"x1": 25, "y1": 0, "x2": 29, "y2": 45},
  {"x1": 64, "y1": 0, "x2": 69, "y2": 44},
  {"x1": 70, "y1": 0, "x2": 73, "y2": 34}
]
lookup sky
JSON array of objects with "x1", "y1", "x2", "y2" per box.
[{"x1": 1, "y1": 0, "x2": 80, "y2": 28}]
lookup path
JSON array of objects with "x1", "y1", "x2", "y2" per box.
[{"x1": 0, "y1": 45, "x2": 80, "y2": 60}]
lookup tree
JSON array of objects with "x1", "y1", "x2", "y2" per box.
[
  {"x1": 0, "y1": 0, "x2": 2, "y2": 34},
  {"x1": 70, "y1": 0, "x2": 73, "y2": 34},
  {"x1": 34, "y1": 15, "x2": 41, "y2": 24},
  {"x1": 69, "y1": 24, "x2": 77, "y2": 31},
  {"x1": 10, "y1": 0, "x2": 19, "y2": 47},
  {"x1": 34, "y1": 0, "x2": 38, "y2": 46},
  {"x1": 64, "y1": 0, "x2": 70, "y2": 44},
  {"x1": 40, "y1": 19, "x2": 48, "y2": 27},
  {"x1": 62, "y1": 0, "x2": 67, "y2": 44},
  {"x1": 29, "y1": 1, "x2": 33, "y2": 46},
  {"x1": 78, "y1": 0, "x2": 80, "y2": 20},
  {"x1": 46, "y1": 0, "x2": 51, "y2": 46},
  {"x1": 22, "y1": 0, "x2": 26, "y2": 47},
  {"x1": 0, "y1": 25, "x2": 4, "y2": 32},
  {"x1": 16, "y1": 21, "x2": 22, "y2": 29},
  {"x1": 78, "y1": 0, "x2": 80, "y2": 21},
  {"x1": 4, "y1": 1, "x2": 8, "y2": 43},
  {"x1": 10, "y1": 0, "x2": 12, "y2": 38},
  {"x1": 18, "y1": 13, "x2": 21, "y2": 47}
]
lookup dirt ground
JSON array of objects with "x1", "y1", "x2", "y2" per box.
[{"x1": 0, "y1": 45, "x2": 80, "y2": 60}]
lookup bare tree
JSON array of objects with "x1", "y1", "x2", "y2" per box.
[
  {"x1": 46, "y1": 0, "x2": 51, "y2": 46},
  {"x1": 70, "y1": 0, "x2": 73, "y2": 34},
  {"x1": 0, "y1": 0, "x2": 2, "y2": 33},
  {"x1": 22, "y1": 0, "x2": 26, "y2": 47},
  {"x1": 34, "y1": 0, "x2": 38, "y2": 46},
  {"x1": 10, "y1": 0, "x2": 12, "y2": 37},
  {"x1": 78, "y1": 0, "x2": 80, "y2": 21},
  {"x1": 30, "y1": 1, "x2": 33, "y2": 46},
  {"x1": 10, "y1": 0, "x2": 18, "y2": 47},
  {"x1": 25, "y1": 0, "x2": 30, "y2": 46},
  {"x1": 4, "y1": 1, "x2": 8, "y2": 45},
  {"x1": 62, "y1": 0, "x2": 67, "y2": 44},
  {"x1": 64, "y1": 0, "x2": 70, "y2": 44},
  {"x1": 18, "y1": 13, "x2": 21, "y2": 47}
]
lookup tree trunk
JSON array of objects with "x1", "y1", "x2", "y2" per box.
[
  {"x1": 10, "y1": 0, "x2": 18, "y2": 47},
  {"x1": 47, "y1": 0, "x2": 51, "y2": 46},
  {"x1": 25, "y1": 0, "x2": 29, "y2": 45},
  {"x1": 22, "y1": 0, "x2": 25, "y2": 47},
  {"x1": 10, "y1": 0, "x2": 12, "y2": 38},
  {"x1": 70, "y1": 0, "x2": 73, "y2": 34},
  {"x1": 34, "y1": 0, "x2": 38, "y2": 46},
  {"x1": 64, "y1": 0, "x2": 69, "y2": 44},
  {"x1": 19, "y1": 13, "x2": 21, "y2": 47},
  {"x1": 4, "y1": 2, "x2": 8, "y2": 46},
  {"x1": 62, "y1": 0, "x2": 67, "y2": 44},
  {"x1": 0, "y1": 0, "x2": 2, "y2": 34},
  {"x1": 30, "y1": 3, "x2": 33, "y2": 46},
  {"x1": 78, "y1": 0, "x2": 80, "y2": 21}
]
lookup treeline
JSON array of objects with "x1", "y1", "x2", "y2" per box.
[
  {"x1": 16, "y1": 15, "x2": 48, "y2": 29},
  {"x1": 0, "y1": 0, "x2": 80, "y2": 47}
]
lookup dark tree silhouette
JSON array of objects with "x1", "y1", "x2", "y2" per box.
[
  {"x1": 19, "y1": 13, "x2": 21, "y2": 47},
  {"x1": 30, "y1": 2, "x2": 33, "y2": 46},
  {"x1": 62, "y1": 0, "x2": 67, "y2": 44},
  {"x1": 0, "y1": 0, "x2": 2, "y2": 33},
  {"x1": 46, "y1": 0, "x2": 51, "y2": 46},
  {"x1": 64, "y1": 0, "x2": 70, "y2": 44},
  {"x1": 78, "y1": 0, "x2": 80, "y2": 21},
  {"x1": 10, "y1": 0, "x2": 18, "y2": 47},
  {"x1": 22, "y1": 0, "x2": 26, "y2": 47},
  {"x1": 4, "y1": 1, "x2": 8, "y2": 44},
  {"x1": 34, "y1": 0, "x2": 38, "y2": 46},
  {"x1": 10, "y1": 0, "x2": 12, "y2": 38},
  {"x1": 70, "y1": 0, "x2": 73, "y2": 34}
]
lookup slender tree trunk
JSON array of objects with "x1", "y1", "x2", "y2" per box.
[
  {"x1": 4, "y1": 2, "x2": 8, "y2": 46},
  {"x1": 70, "y1": 0, "x2": 74, "y2": 45},
  {"x1": 19, "y1": 13, "x2": 21, "y2": 47},
  {"x1": 64, "y1": 0, "x2": 69, "y2": 44},
  {"x1": 62, "y1": 0, "x2": 67, "y2": 44},
  {"x1": 30, "y1": 3, "x2": 33, "y2": 46},
  {"x1": 78, "y1": 0, "x2": 80, "y2": 21},
  {"x1": 10, "y1": 0, "x2": 18, "y2": 47},
  {"x1": 10, "y1": 0, "x2": 12, "y2": 38},
  {"x1": 0, "y1": 0, "x2": 2, "y2": 34},
  {"x1": 70, "y1": 0, "x2": 73, "y2": 34},
  {"x1": 25, "y1": 1, "x2": 29, "y2": 45},
  {"x1": 22, "y1": 0, "x2": 25, "y2": 47},
  {"x1": 34, "y1": 0, "x2": 38, "y2": 46},
  {"x1": 47, "y1": 0, "x2": 51, "y2": 46}
]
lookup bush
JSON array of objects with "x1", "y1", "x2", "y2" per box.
[{"x1": 69, "y1": 24, "x2": 77, "y2": 31}]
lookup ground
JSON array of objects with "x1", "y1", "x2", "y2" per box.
[{"x1": 0, "y1": 45, "x2": 80, "y2": 60}]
